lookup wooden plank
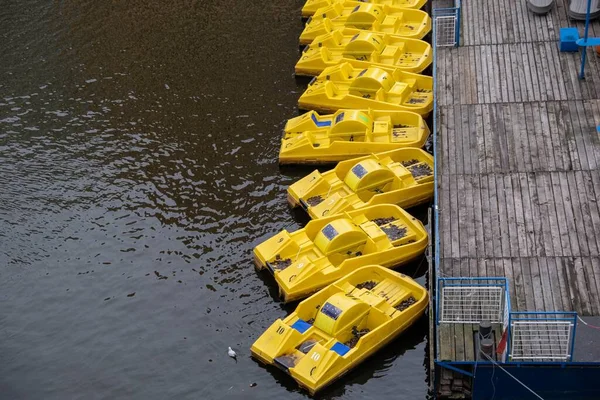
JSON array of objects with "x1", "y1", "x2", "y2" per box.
[
  {"x1": 545, "y1": 256, "x2": 566, "y2": 311},
  {"x1": 529, "y1": 257, "x2": 547, "y2": 311},
  {"x1": 523, "y1": 103, "x2": 541, "y2": 171},
  {"x1": 554, "y1": 101, "x2": 574, "y2": 170},
  {"x1": 465, "y1": 175, "x2": 477, "y2": 257},
  {"x1": 451, "y1": 46, "x2": 461, "y2": 105},
  {"x1": 516, "y1": 103, "x2": 534, "y2": 172},
  {"x1": 561, "y1": 101, "x2": 582, "y2": 171},
  {"x1": 566, "y1": 47, "x2": 585, "y2": 101},
  {"x1": 566, "y1": 171, "x2": 592, "y2": 257},
  {"x1": 450, "y1": 174, "x2": 461, "y2": 259},
  {"x1": 583, "y1": 100, "x2": 600, "y2": 169},
  {"x1": 558, "y1": 49, "x2": 580, "y2": 102},
  {"x1": 468, "y1": 104, "x2": 479, "y2": 174},
  {"x1": 456, "y1": 175, "x2": 468, "y2": 258},
  {"x1": 440, "y1": 48, "x2": 449, "y2": 108},
  {"x1": 582, "y1": 170, "x2": 600, "y2": 255},
  {"x1": 468, "y1": 46, "x2": 479, "y2": 104},
  {"x1": 583, "y1": 256, "x2": 600, "y2": 316},
  {"x1": 510, "y1": 103, "x2": 526, "y2": 172},
  {"x1": 538, "y1": 172, "x2": 570, "y2": 257},
  {"x1": 490, "y1": 45, "x2": 502, "y2": 103},
  {"x1": 572, "y1": 257, "x2": 593, "y2": 315},
  {"x1": 587, "y1": 257, "x2": 600, "y2": 316},
  {"x1": 471, "y1": 175, "x2": 485, "y2": 259},
  {"x1": 446, "y1": 105, "x2": 456, "y2": 176},
  {"x1": 502, "y1": 44, "x2": 516, "y2": 103},
  {"x1": 537, "y1": 257, "x2": 556, "y2": 313},
  {"x1": 527, "y1": 42, "x2": 543, "y2": 101},
  {"x1": 538, "y1": 102, "x2": 557, "y2": 171},
  {"x1": 530, "y1": 102, "x2": 549, "y2": 172},
  {"x1": 533, "y1": 43, "x2": 550, "y2": 102},
  {"x1": 481, "y1": 104, "x2": 495, "y2": 173},
  {"x1": 492, "y1": 0, "x2": 503, "y2": 45},
  {"x1": 514, "y1": 0, "x2": 529, "y2": 44},
  {"x1": 502, "y1": 257, "x2": 517, "y2": 311},
  {"x1": 479, "y1": 173, "x2": 494, "y2": 259},
  {"x1": 521, "y1": 42, "x2": 537, "y2": 102},
  {"x1": 505, "y1": 0, "x2": 516, "y2": 43},
  {"x1": 567, "y1": 100, "x2": 591, "y2": 171},
  {"x1": 558, "y1": 171, "x2": 583, "y2": 257},
  {"x1": 475, "y1": 45, "x2": 485, "y2": 104},
  {"x1": 462, "y1": 258, "x2": 479, "y2": 361},
  {"x1": 503, "y1": 174, "x2": 521, "y2": 257},
  {"x1": 512, "y1": 173, "x2": 533, "y2": 257},
  {"x1": 489, "y1": 174, "x2": 506, "y2": 257},
  {"x1": 546, "y1": 101, "x2": 569, "y2": 171},
  {"x1": 544, "y1": 41, "x2": 567, "y2": 101},
  {"x1": 491, "y1": 103, "x2": 507, "y2": 171},
  {"x1": 477, "y1": 45, "x2": 488, "y2": 104},
  {"x1": 549, "y1": 172, "x2": 575, "y2": 257},
  {"x1": 520, "y1": 257, "x2": 537, "y2": 311},
  {"x1": 461, "y1": 104, "x2": 472, "y2": 175},
  {"x1": 452, "y1": 258, "x2": 469, "y2": 361},
  {"x1": 502, "y1": 103, "x2": 517, "y2": 172},
  {"x1": 511, "y1": 257, "x2": 527, "y2": 311},
  {"x1": 524, "y1": 172, "x2": 549, "y2": 256},
  {"x1": 440, "y1": 173, "x2": 451, "y2": 259},
  {"x1": 438, "y1": 323, "x2": 455, "y2": 361},
  {"x1": 577, "y1": 99, "x2": 598, "y2": 171},
  {"x1": 497, "y1": 0, "x2": 508, "y2": 44}
]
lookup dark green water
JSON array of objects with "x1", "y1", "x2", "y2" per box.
[{"x1": 0, "y1": 1, "x2": 430, "y2": 398}]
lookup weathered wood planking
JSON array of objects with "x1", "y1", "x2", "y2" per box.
[{"x1": 433, "y1": 0, "x2": 600, "y2": 363}]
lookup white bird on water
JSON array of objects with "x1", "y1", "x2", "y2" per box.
[{"x1": 228, "y1": 347, "x2": 237, "y2": 362}]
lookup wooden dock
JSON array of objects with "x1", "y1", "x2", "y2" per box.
[{"x1": 434, "y1": 0, "x2": 600, "y2": 366}]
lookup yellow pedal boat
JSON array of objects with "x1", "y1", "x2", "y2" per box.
[
  {"x1": 250, "y1": 265, "x2": 429, "y2": 395},
  {"x1": 300, "y1": 2, "x2": 432, "y2": 45},
  {"x1": 298, "y1": 62, "x2": 433, "y2": 115},
  {"x1": 296, "y1": 30, "x2": 432, "y2": 76},
  {"x1": 280, "y1": 109, "x2": 429, "y2": 164},
  {"x1": 302, "y1": 0, "x2": 428, "y2": 18},
  {"x1": 288, "y1": 148, "x2": 434, "y2": 219},
  {"x1": 253, "y1": 204, "x2": 428, "y2": 302}
]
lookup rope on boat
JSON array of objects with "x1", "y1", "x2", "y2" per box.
[
  {"x1": 481, "y1": 352, "x2": 545, "y2": 400},
  {"x1": 577, "y1": 315, "x2": 600, "y2": 331}
]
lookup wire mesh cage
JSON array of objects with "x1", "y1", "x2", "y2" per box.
[
  {"x1": 435, "y1": 15, "x2": 457, "y2": 47},
  {"x1": 438, "y1": 278, "x2": 508, "y2": 324},
  {"x1": 508, "y1": 312, "x2": 577, "y2": 362}
]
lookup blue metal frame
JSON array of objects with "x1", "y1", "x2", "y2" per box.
[
  {"x1": 437, "y1": 361, "x2": 474, "y2": 378},
  {"x1": 506, "y1": 312, "x2": 578, "y2": 363},
  {"x1": 578, "y1": 0, "x2": 596, "y2": 79}
]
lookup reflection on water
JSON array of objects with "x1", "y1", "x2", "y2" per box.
[{"x1": 0, "y1": 0, "x2": 430, "y2": 399}]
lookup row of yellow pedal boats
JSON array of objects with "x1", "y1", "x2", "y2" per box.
[{"x1": 250, "y1": 0, "x2": 434, "y2": 395}]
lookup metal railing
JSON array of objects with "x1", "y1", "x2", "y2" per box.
[
  {"x1": 432, "y1": 0, "x2": 461, "y2": 47},
  {"x1": 437, "y1": 278, "x2": 509, "y2": 324},
  {"x1": 507, "y1": 312, "x2": 577, "y2": 362}
]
